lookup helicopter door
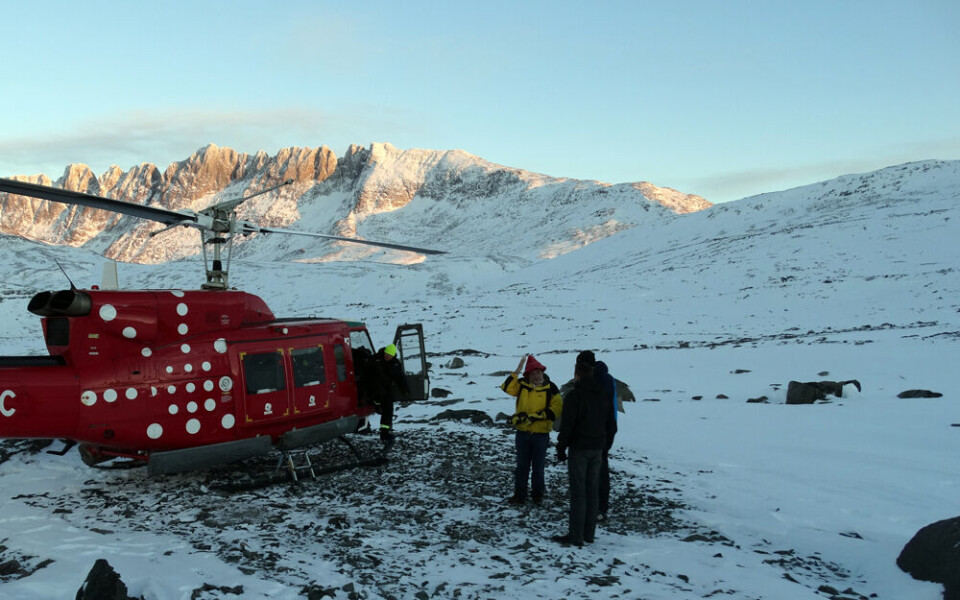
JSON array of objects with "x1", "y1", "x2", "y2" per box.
[
  {"x1": 393, "y1": 324, "x2": 430, "y2": 401},
  {"x1": 329, "y1": 341, "x2": 353, "y2": 414},
  {"x1": 289, "y1": 344, "x2": 332, "y2": 418},
  {"x1": 239, "y1": 348, "x2": 291, "y2": 425}
]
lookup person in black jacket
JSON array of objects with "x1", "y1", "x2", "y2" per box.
[
  {"x1": 372, "y1": 344, "x2": 410, "y2": 442},
  {"x1": 553, "y1": 351, "x2": 616, "y2": 547},
  {"x1": 593, "y1": 360, "x2": 618, "y2": 520}
]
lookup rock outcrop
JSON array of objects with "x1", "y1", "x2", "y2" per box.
[{"x1": 75, "y1": 559, "x2": 141, "y2": 600}]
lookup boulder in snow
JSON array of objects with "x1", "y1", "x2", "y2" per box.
[
  {"x1": 786, "y1": 380, "x2": 861, "y2": 404},
  {"x1": 897, "y1": 389, "x2": 943, "y2": 399},
  {"x1": 897, "y1": 516, "x2": 960, "y2": 600},
  {"x1": 75, "y1": 559, "x2": 141, "y2": 600}
]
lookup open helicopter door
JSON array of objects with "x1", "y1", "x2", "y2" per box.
[{"x1": 393, "y1": 324, "x2": 430, "y2": 401}]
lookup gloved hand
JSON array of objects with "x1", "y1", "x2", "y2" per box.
[
  {"x1": 556, "y1": 447, "x2": 567, "y2": 462},
  {"x1": 509, "y1": 412, "x2": 529, "y2": 426}
]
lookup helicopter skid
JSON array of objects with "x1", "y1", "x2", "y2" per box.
[
  {"x1": 145, "y1": 416, "x2": 363, "y2": 476},
  {"x1": 277, "y1": 415, "x2": 360, "y2": 452},
  {"x1": 147, "y1": 436, "x2": 274, "y2": 476}
]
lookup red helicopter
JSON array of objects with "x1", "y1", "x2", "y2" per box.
[{"x1": 0, "y1": 176, "x2": 444, "y2": 476}]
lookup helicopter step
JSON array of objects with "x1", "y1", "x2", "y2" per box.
[
  {"x1": 212, "y1": 434, "x2": 389, "y2": 492},
  {"x1": 279, "y1": 435, "x2": 387, "y2": 482}
]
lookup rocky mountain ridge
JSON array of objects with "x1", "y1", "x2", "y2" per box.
[{"x1": 0, "y1": 143, "x2": 710, "y2": 264}]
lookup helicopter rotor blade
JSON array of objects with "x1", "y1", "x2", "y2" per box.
[
  {"x1": 0, "y1": 177, "x2": 446, "y2": 255},
  {"x1": 243, "y1": 224, "x2": 447, "y2": 255},
  {"x1": 0, "y1": 177, "x2": 198, "y2": 226}
]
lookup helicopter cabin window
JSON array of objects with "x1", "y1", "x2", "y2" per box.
[
  {"x1": 242, "y1": 351, "x2": 286, "y2": 395},
  {"x1": 349, "y1": 330, "x2": 375, "y2": 354},
  {"x1": 45, "y1": 317, "x2": 70, "y2": 347},
  {"x1": 291, "y1": 346, "x2": 325, "y2": 388},
  {"x1": 334, "y1": 344, "x2": 347, "y2": 382}
]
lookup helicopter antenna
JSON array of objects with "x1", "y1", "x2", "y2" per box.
[{"x1": 53, "y1": 259, "x2": 77, "y2": 290}]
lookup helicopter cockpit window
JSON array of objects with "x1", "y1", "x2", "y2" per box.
[
  {"x1": 242, "y1": 351, "x2": 286, "y2": 395},
  {"x1": 291, "y1": 346, "x2": 325, "y2": 388},
  {"x1": 334, "y1": 344, "x2": 347, "y2": 382}
]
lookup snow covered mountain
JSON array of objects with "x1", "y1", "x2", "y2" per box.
[
  {"x1": 0, "y1": 142, "x2": 709, "y2": 266},
  {"x1": 0, "y1": 158, "x2": 957, "y2": 600}
]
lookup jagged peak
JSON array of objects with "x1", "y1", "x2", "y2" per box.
[
  {"x1": 98, "y1": 166, "x2": 124, "y2": 192},
  {"x1": 344, "y1": 144, "x2": 369, "y2": 159},
  {"x1": 367, "y1": 141, "x2": 398, "y2": 161},
  {"x1": 59, "y1": 164, "x2": 98, "y2": 195}
]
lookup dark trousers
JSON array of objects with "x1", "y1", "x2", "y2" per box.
[
  {"x1": 567, "y1": 448, "x2": 602, "y2": 544},
  {"x1": 514, "y1": 431, "x2": 549, "y2": 499},
  {"x1": 379, "y1": 395, "x2": 395, "y2": 430},
  {"x1": 599, "y1": 448, "x2": 610, "y2": 514}
]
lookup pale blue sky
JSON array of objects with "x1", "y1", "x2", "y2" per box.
[{"x1": 1, "y1": 0, "x2": 957, "y2": 203}]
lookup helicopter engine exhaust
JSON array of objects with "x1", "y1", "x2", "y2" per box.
[
  {"x1": 26, "y1": 291, "x2": 54, "y2": 316},
  {"x1": 28, "y1": 290, "x2": 92, "y2": 317}
]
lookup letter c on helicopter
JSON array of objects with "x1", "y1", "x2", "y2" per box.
[{"x1": 0, "y1": 390, "x2": 15, "y2": 418}]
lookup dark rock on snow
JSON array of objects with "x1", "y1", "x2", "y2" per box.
[
  {"x1": 75, "y1": 559, "x2": 141, "y2": 600},
  {"x1": 429, "y1": 409, "x2": 494, "y2": 426},
  {"x1": 191, "y1": 583, "x2": 244, "y2": 598},
  {"x1": 786, "y1": 380, "x2": 861, "y2": 404},
  {"x1": 0, "y1": 439, "x2": 53, "y2": 465},
  {"x1": 786, "y1": 381, "x2": 821, "y2": 405},
  {"x1": 897, "y1": 516, "x2": 960, "y2": 600},
  {"x1": 0, "y1": 559, "x2": 23, "y2": 577},
  {"x1": 897, "y1": 389, "x2": 943, "y2": 399}
]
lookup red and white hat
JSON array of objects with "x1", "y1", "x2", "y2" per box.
[{"x1": 524, "y1": 355, "x2": 546, "y2": 375}]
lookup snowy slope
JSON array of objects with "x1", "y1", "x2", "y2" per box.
[{"x1": 0, "y1": 160, "x2": 957, "y2": 600}]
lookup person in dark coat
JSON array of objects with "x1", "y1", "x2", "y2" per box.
[
  {"x1": 553, "y1": 351, "x2": 616, "y2": 547},
  {"x1": 372, "y1": 344, "x2": 410, "y2": 441},
  {"x1": 593, "y1": 360, "x2": 617, "y2": 520}
]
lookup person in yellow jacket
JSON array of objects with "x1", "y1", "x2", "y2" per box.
[{"x1": 500, "y1": 354, "x2": 563, "y2": 505}]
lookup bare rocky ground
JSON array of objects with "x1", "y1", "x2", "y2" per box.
[{"x1": 2, "y1": 417, "x2": 875, "y2": 600}]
